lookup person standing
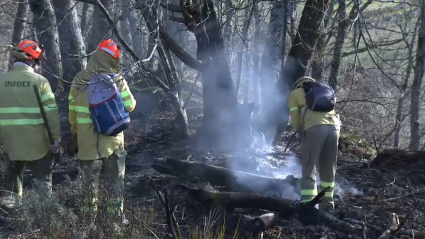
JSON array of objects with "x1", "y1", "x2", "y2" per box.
[
  {"x1": 287, "y1": 76, "x2": 341, "y2": 211},
  {"x1": 67, "y1": 39, "x2": 136, "y2": 226},
  {"x1": 0, "y1": 40, "x2": 61, "y2": 208}
]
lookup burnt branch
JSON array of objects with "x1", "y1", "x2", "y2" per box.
[{"x1": 155, "y1": 189, "x2": 182, "y2": 239}]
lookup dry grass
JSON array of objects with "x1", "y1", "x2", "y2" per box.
[{"x1": 1, "y1": 179, "x2": 243, "y2": 239}]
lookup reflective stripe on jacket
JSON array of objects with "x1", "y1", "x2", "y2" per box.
[
  {"x1": 69, "y1": 50, "x2": 136, "y2": 160},
  {"x1": 0, "y1": 63, "x2": 61, "y2": 161}
]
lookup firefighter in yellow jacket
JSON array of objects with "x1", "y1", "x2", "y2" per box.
[
  {"x1": 287, "y1": 76, "x2": 341, "y2": 211},
  {"x1": 0, "y1": 40, "x2": 61, "y2": 207},
  {"x1": 67, "y1": 39, "x2": 136, "y2": 225}
]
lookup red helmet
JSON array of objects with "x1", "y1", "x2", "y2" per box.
[
  {"x1": 13, "y1": 40, "x2": 44, "y2": 60},
  {"x1": 98, "y1": 39, "x2": 120, "y2": 59}
]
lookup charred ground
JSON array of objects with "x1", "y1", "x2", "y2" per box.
[{"x1": 1, "y1": 97, "x2": 424, "y2": 239}]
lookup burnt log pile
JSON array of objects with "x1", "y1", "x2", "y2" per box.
[{"x1": 151, "y1": 158, "x2": 391, "y2": 238}]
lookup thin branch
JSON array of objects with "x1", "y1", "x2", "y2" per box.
[
  {"x1": 169, "y1": 16, "x2": 185, "y2": 24},
  {"x1": 182, "y1": 73, "x2": 200, "y2": 109},
  {"x1": 160, "y1": 3, "x2": 182, "y2": 12},
  {"x1": 94, "y1": 0, "x2": 170, "y2": 90}
]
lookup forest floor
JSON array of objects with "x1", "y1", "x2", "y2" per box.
[{"x1": 1, "y1": 99, "x2": 425, "y2": 239}]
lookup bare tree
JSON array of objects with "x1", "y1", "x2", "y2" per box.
[
  {"x1": 235, "y1": 0, "x2": 255, "y2": 96},
  {"x1": 120, "y1": 0, "x2": 132, "y2": 72},
  {"x1": 29, "y1": 0, "x2": 63, "y2": 92},
  {"x1": 127, "y1": 6, "x2": 144, "y2": 57},
  {"x1": 9, "y1": 1, "x2": 29, "y2": 69},
  {"x1": 328, "y1": 0, "x2": 373, "y2": 89},
  {"x1": 394, "y1": 15, "x2": 420, "y2": 148},
  {"x1": 258, "y1": 0, "x2": 287, "y2": 143},
  {"x1": 272, "y1": 0, "x2": 331, "y2": 145},
  {"x1": 87, "y1": 0, "x2": 114, "y2": 53},
  {"x1": 53, "y1": 0, "x2": 87, "y2": 95},
  {"x1": 80, "y1": 2, "x2": 91, "y2": 40},
  {"x1": 310, "y1": 0, "x2": 334, "y2": 81},
  {"x1": 410, "y1": 0, "x2": 425, "y2": 151}
]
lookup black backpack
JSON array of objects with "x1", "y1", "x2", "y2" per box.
[{"x1": 302, "y1": 81, "x2": 336, "y2": 112}]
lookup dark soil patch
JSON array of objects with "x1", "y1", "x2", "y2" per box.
[
  {"x1": 119, "y1": 111, "x2": 425, "y2": 238},
  {"x1": 2, "y1": 108, "x2": 425, "y2": 238}
]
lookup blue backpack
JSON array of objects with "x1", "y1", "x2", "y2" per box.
[{"x1": 87, "y1": 73, "x2": 130, "y2": 136}]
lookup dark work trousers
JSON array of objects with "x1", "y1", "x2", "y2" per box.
[
  {"x1": 4, "y1": 151, "x2": 54, "y2": 198},
  {"x1": 79, "y1": 146, "x2": 126, "y2": 219}
]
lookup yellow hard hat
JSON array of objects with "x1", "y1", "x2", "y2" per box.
[{"x1": 291, "y1": 76, "x2": 315, "y2": 90}]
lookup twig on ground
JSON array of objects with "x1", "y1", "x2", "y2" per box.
[
  {"x1": 383, "y1": 187, "x2": 425, "y2": 202},
  {"x1": 155, "y1": 189, "x2": 182, "y2": 239},
  {"x1": 377, "y1": 213, "x2": 404, "y2": 239}
]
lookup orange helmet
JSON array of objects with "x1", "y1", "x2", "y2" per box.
[
  {"x1": 11, "y1": 40, "x2": 44, "y2": 60},
  {"x1": 98, "y1": 39, "x2": 120, "y2": 59}
]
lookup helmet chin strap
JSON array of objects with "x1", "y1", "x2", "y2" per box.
[{"x1": 32, "y1": 59, "x2": 41, "y2": 70}]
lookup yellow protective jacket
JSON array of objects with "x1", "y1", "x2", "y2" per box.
[
  {"x1": 0, "y1": 63, "x2": 61, "y2": 161},
  {"x1": 287, "y1": 88, "x2": 341, "y2": 132},
  {"x1": 69, "y1": 50, "x2": 136, "y2": 160}
]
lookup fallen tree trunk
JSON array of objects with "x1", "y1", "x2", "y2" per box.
[
  {"x1": 177, "y1": 183, "x2": 366, "y2": 235},
  {"x1": 152, "y1": 158, "x2": 300, "y2": 195}
]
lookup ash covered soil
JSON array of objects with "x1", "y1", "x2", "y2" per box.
[
  {"x1": 3, "y1": 102, "x2": 425, "y2": 238},
  {"x1": 117, "y1": 108, "x2": 425, "y2": 239}
]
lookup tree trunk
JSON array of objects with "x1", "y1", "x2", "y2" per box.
[
  {"x1": 410, "y1": 0, "x2": 425, "y2": 151},
  {"x1": 222, "y1": 0, "x2": 235, "y2": 42},
  {"x1": 251, "y1": 5, "x2": 261, "y2": 103},
  {"x1": 9, "y1": 1, "x2": 29, "y2": 70},
  {"x1": 394, "y1": 20, "x2": 419, "y2": 148},
  {"x1": 87, "y1": 0, "x2": 113, "y2": 53},
  {"x1": 161, "y1": 44, "x2": 189, "y2": 138},
  {"x1": 53, "y1": 0, "x2": 87, "y2": 97},
  {"x1": 328, "y1": 0, "x2": 347, "y2": 90},
  {"x1": 29, "y1": 0, "x2": 63, "y2": 93},
  {"x1": 180, "y1": 0, "x2": 251, "y2": 151},
  {"x1": 235, "y1": 1, "x2": 255, "y2": 98},
  {"x1": 259, "y1": 0, "x2": 287, "y2": 144},
  {"x1": 141, "y1": 4, "x2": 189, "y2": 138},
  {"x1": 127, "y1": 5, "x2": 144, "y2": 57},
  {"x1": 80, "y1": 2, "x2": 90, "y2": 39},
  {"x1": 310, "y1": 0, "x2": 334, "y2": 81},
  {"x1": 270, "y1": 0, "x2": 330, "y2": 145},
  {"x1": 120, "y1": 0, "x2": 133, "y2": 73},
  {"x1": 288, "y1": 0, "x2": 297, "y2": 40},
  {"x1": 281, "y1": 0, "x2": 330, "y2": 86}
]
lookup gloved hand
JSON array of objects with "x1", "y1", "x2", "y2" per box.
[
  {"x1": 50, "y1": 141, "x2": 60, "y2": 153},
  {"x1": 67, "y1": 134, "x2": 78, "y2": 156},
  {"x1": 49, "y1": 141, "x2": 62, "y2": 167}
]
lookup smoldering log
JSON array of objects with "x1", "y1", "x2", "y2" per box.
[
  {"x1": 176, "y1": 183, "x2": 309, "y2": 214},
  {"x1": 177, "y1": 184, "x2": 365, "y2": 235},
  {"x1": 152, "y1": 158, "x2": 300, "y2": 194}
]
